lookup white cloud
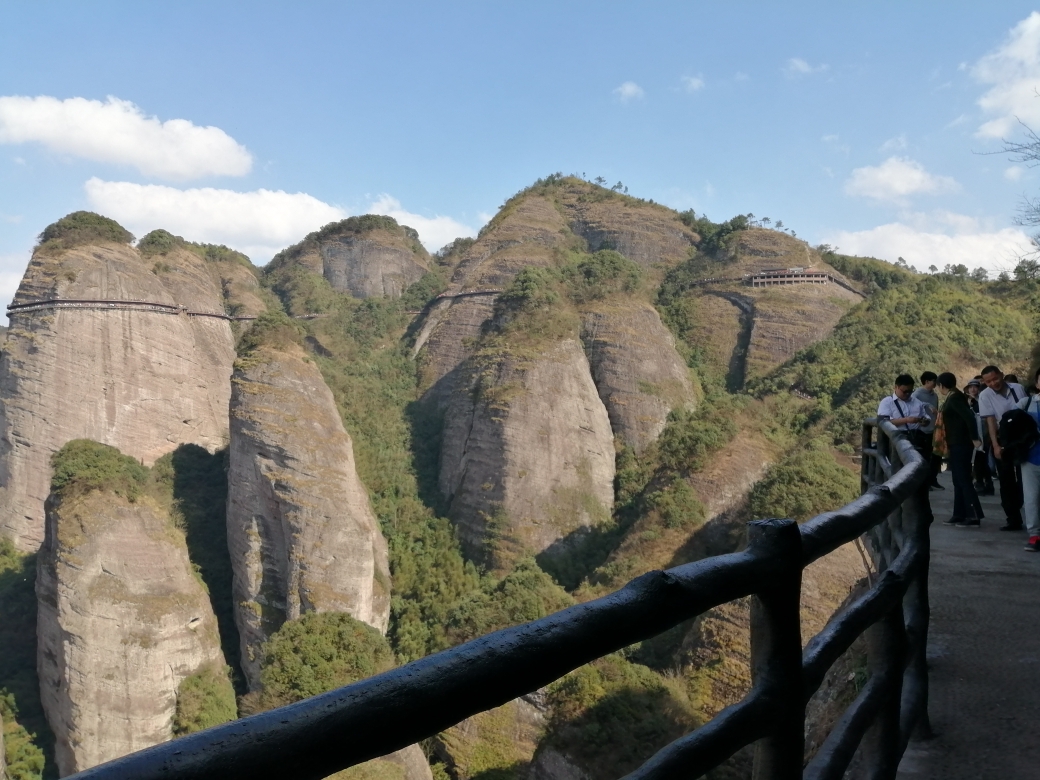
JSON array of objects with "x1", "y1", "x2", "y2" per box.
[
  {"x1": 822, "y1": 219, "x2": 1033, "y2": 274},
  {"x1": 0, "y1": 95, "x2": 252, "y2": 180},
  {"x1": 784, "y1": 58, "x2": 828, "y2": 77},
  {"x1": 83, "y1": 179, "x2": 475, "y2": 262},
  {"x1": 85, "y1": 178, "x2": 346, "y2": 262},
  {"x1": 734, "y1": 71, "x2": 750, "y2": 82},
  {"x1": 879, "y1": 134, "x2": 908, "y2": 152},
  {"x1": 681, "y1": 75, "x2": 705, "y2": 92},
  {"x1": 844, "y1": 156, "x2": 959, "y2": 202},
  {"x1": 972, "y1": 12, "x2": 1040, "y2": 138},
  {"x1": 1005, "y1": 165, "x2": 1025, "y2": 180},
  {"x1": 613, "y1": 81, "x2": 645, "y2": 102},
  {"x1": 366, "y1": 195, "x2": 476, "y2": 252}
]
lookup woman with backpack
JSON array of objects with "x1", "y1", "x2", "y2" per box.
[
  {"x1": 1016, "y1": 367, "x2": 1040, "y2": 552},
  {"x1": 937, "y1": 372, "x2": 984, "y2": 527}
]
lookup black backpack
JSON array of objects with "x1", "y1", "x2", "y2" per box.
[{"x1": 998, "y1": 407, "x2": 1040, "y2": 464}]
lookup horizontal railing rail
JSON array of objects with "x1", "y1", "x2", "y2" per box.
[{"x1": 69, "y1": 419, "x2": 930, "y2": 780}]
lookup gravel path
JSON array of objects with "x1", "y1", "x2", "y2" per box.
[{"x1": 896, "y1": 467, "x2": 1040, "y2": 779}]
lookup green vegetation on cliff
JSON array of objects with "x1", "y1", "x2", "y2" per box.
[
  {"x1": 752, "y1": 274, "x2": 1035, "y2": 446},
  {"x1": 0, "y1": 538, "x2": 49, "y2": 780},
  {"x1": 245, "y1": 612, "x2": 395, "y2": 713},
  {"x1": 50, "y1": 439, "x2": 149, "y2": 502},
  {"x1": 137, "y1": 228, "x2": 254, "y2": 270},
  {"x1": 173, "y1": 665, "x2": 237, "y2": 737},
  {"x1": 36, "y1": 211, "x2": 133, "y2": 252},
  {"x1": 748, "y1": 442, "x2": 859, "y2": 522}
]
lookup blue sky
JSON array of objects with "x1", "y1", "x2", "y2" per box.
[{"x1": 3, "y1": 2, "x2": 1040, "y2": 311}]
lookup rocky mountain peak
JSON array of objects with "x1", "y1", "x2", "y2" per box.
[
  {"x1": 266, "y1": 215, "x2": 431, "y2": 300},
  {"x1": 0, "y1": 222, "x2": 242, "y2": 551}
]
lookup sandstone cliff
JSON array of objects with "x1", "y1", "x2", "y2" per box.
[
  {"x1": 581, "y1": 302, "x2": 695, "y2": 453},
  {"x1": 439, "y1": 338, "x2": 615, "y2": 567},
  {"x1": 36, "y1": 489, "x2": 227, "y2": 776},
  {"x1": 414, "y1": 179, "x2": 698, "y2": 410},
  {"x1": 554, "y1": 186, "x2": 697, "y2": 269},
  {"x1": 268, "y1": 216, "x2": 431, "y2": 300},
  {"x1": 329, "y1": 745, "x2": 434, "y2": 780},
  {"x1": 227, "y1": 343, "x2": 391, "y2": 688},
  {"x1": 414, "y1": 193, "x2": 570, "y2": 408},
  {"x1": 687, "y1": 229, "x2": 863, "y2": 387},
  {"x1": 0, "y1": 231, "x2": 241, "y2": 552}
]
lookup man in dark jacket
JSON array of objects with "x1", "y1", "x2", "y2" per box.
[{"x1": 937, "y1": 372, "x2": 984, "y2": 526}]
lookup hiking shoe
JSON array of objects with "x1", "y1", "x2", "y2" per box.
[
  {"x1": 1000, "y1": 523, "x2": 1025, "y2": 532},
  {"x1": 1026, "y1": 537, "x2": 1040, "y2": 552}
]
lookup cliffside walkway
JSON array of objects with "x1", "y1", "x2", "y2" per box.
[
  {"x1": 5, "y1": 298, "x2": 331, "y2": 322},
  {"x1": 896, "y1": 469, "x2": 1040, "y2": 779}
]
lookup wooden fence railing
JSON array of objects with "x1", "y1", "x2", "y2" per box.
[{"x1": 69, "y1": 418, "x2": 930, "y2": 780}]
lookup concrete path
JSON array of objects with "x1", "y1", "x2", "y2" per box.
[{"x1": 896, "y1": 468, "x2": 1040, "y2": 779}]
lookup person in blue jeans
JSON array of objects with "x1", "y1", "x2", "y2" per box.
[
  {"x1": 937, "y1": 372, "x2": 984, "y2": 527},
  {"x1": 1016, "y1": 367, "x2": 1040, "y2": 552}
]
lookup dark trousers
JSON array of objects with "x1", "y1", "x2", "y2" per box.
[
  {"x1": 949, "y1": 444, "x2": 983, "y2": 521},
  {"x1": 973, "y1": 446, "x2": 993, "y2": 488},
  {"x1": 995, "y1": 454, "x2": 1023, "y2": 526}
]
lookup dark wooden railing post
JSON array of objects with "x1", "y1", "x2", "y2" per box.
[
  {"x1": 860, "y1": 606, "x2": 907, "y2": 779},
  {"x1": 901, "y1": 487, "x2": 933, "y2": 743},
  {"x1": 748, "y1": 518, "x2": 803, "y2": 780}
]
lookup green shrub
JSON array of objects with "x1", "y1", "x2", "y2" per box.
[
  {"x1": 677, "y1": 211, "x2": 750, "y2": 255},
  {"x1": 0, "y1": 538, "x2": 52, "y2": 779},
  {"x1": 562, "y1": 250, "x2": 641, "y2": 303},
  {"x1": 173, "y1": 665, "x2": 237, "y2": 736},
  {"x1": 1, "y1": 691, "x2": 45, "y2": 780},
  {"x1": 37, "y1": 211, "x2": 133, "y2": 251},
  {"x1": 252, "y1": 613, "x2": 395, "y2": 711},
  {"x1": 138, "y1": 229, "x2": 252, "y2": 269},
  {"x1": 543, "y1": 655, "x2": 698, "y2": 778},
  {"x1": 748, "y1": 443, "x2": 859, "y2": 522},
  {"x1": 137, "y1": 229, "x2": 180, "y2": 256},
  {"x1": 236, "y1": 310, "x2": 305, "y2": 359},
  {"x1": 445, "y1": 559, "x2": 573, "y2": 644},
  {"x1": 399, "y1": 270, "x2": 448, "y2": 311},
  {"x1": 50, "y1": 439, "x2": 149, "y2": 501},
  {"x1": 656, "y1": 398, "x2": 740, "y2": 473},
  {"x1": 496, "y1": 267, "x2": 562, "y2": 313}
]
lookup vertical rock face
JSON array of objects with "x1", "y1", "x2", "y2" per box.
[
  {"x1": 227, "y1": 344, "x2": 391, "y2": 688},
  {"x1": 267, "y1": 216, "x2": 431, "y2": 300},
  {"x1": 555, "y1": 190, "x2": 698, "y2": 269},
  {"x1": 415, "y1": 194, "x2": 571, "y2": 409},
  {"x1": 439, "y1": 339, "x2": 615, "y2": 565},
  {"x1": 581, "y1": 302, "x2": 695, "y2": 453},
  {"x1": 0, "y1": 242, "x2": 239, "y2": 551},
  {"x1": 36, "y1": 490, "x2": 227, "y2": 777}
]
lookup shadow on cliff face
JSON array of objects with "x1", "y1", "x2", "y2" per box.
[
  {"x1": 169, "y1": 444, "x2": 245, "y2": 692},
  {"x1": 0, "y1": 543, "x2": 57, "y2": 778},
  {"x1": 405, "y1": 398, "x2": 448, "y2": 517}
]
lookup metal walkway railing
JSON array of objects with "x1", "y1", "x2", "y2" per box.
[{"x1": 69, "y1": 418, "x2": 930, "y2": 780}]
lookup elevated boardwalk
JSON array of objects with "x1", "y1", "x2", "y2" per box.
[{"x1": 897, "y1": 469, "x2": 1040, "y2": 779}]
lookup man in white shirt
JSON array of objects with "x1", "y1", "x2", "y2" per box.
[
  {"x1": 878, "y1": 373, "x2": 930, "y2": 440},
  {"x1": 978, "y1": 365, "x2": 1028, "y2": 531},
  {"x1": 878, "y1": 373, "x2": 933, "y2": 521}
]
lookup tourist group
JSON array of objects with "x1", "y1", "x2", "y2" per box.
[{"x1": 878, "y1": 366, "x2": 1040, "y2": 552}]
